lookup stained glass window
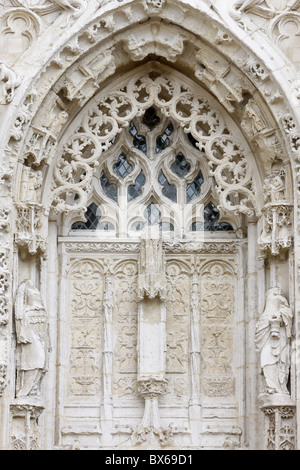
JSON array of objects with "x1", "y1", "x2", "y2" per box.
[
  {"x1": 158, "y1": 171, "x2": 177, "y2": 202},
  {"x1": 71, "y1": 203, "x2": 101, "y2": 230},
  {"x1": 128, "y1": 171, "x2": 146, "y2": 202},
  {"x1": 191, "y1": 202, "x2": 233, "y2": 232},
  {"x1": 113, "y1": 153, "x2": 132, "y2": 179},
  {"x1": 129, "y1": 121, "x2": 147, "y2": 154},
  {"x1": 171, "y1": 152, "x2": 191, "y2": 178},
  {"x1": 156, "y1": 123, "x2": 174, "y2": 153},
  {"x1": 100, "y1": 171, "x2": 118, "y2": 202},
  {"x1": 186, "y1": 171, "x2": 204, "y2": 202}
]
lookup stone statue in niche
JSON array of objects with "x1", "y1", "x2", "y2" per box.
[
  {"x1": 14, "y1": 280, "x2": 48, "y2": 398},
  {"x1": 19, "y1": 166, "x2": 43, "y2": 202},
  {"x1": 263, "y1": 169, "x2": 287, "y2": 204},
  {"x1": 255, "y1": 287, "x2": 293, "y2": 395},
  {"x1": 259, "y1": 163, "x2": 293, "y2": 256}
]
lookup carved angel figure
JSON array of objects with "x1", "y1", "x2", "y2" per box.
[
  {"x1": 15, "y1": 280, "x2": 48, "y2": 398},
  {"x1": 255, "y1": 287, "x2": 293, "y2": 395}
]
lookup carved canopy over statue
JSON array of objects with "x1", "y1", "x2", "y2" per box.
[
  {"x1": 14, "y1": 280, "x2": 48, "y2": 398},
  {"x1": 255, "y1": 287, "x2": 293, "y2": 395}
]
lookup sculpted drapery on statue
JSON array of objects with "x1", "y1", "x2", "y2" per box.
[
  {"x1": 255, "y1": 287, "x2": 293, "y2": 396},
  {"x1": 14, "y1": 280, "x2": 48, "y2": 398}
]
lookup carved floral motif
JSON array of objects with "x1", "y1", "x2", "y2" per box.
[
  {"x1": 67, "y1": 259, "x2": 103, "y2": 399},
  {"x1": 200, "y1": 260, "x2": 236, "y2": 397}
]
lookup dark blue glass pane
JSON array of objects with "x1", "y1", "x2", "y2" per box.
[
  {"x1": 186, "y1": 171, "x2": 204, "y2": 202},
  {"x1": 156, "y1": 123, "x2": 174, "y2": 153},
  {"x1": 71, "y1": 202, "x2": 101, "y2": 230},
  {"x1": 191, "y1": 221, "x2": 204, "y2": 232},
  {"x1": 171, "y1": 152, "x2": 191, "y2": 178},
  {"x1": 144, "y1": 203, "x2": 161, "y2": 226},
  {"x1": 113, "y1": 153, "x2": 132, "y2": 179},
  {"x1": 204, "y1": 202, "x2": 233, "y2": 231},
  {"x1": 128, "y1": 171, "x2": 146, "y2": 202},
  {"x1": 131, "y1": 221, "x2": 145, "y2": 231},
  {"x1": 100, "y1": 171, "x2": 118, "y2": 202},
  {"x1": 99, "y1": 221, "x2": 115, "y2": 231},
  {"x1": 158, "y1": 171, "x2": 177, "y2": 202},
  {"x1": 129, "y1": 121, "x2": 147, "y2": 154}
]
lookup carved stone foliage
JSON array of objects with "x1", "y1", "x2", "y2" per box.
[
  {"x1": 51, "y1": 64, "x2": 259, "y2": 219},
  {"x1": 66, "y1": 259, "x2": 104, "y2": 400},
  {"x1": 199, "y1": 260, "x2": 236, "y2": 398},
  {"x1": 165, "y1": 260, "x2": 190, "y2": 399}
]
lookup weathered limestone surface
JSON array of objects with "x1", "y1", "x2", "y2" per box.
[{"x1": 0, "y1": 0, "x2": 300, "y2": 450}]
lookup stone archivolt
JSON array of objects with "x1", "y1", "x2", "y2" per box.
[{"x1": 0, "y1": 0, "x2": 299, "y2": 451}]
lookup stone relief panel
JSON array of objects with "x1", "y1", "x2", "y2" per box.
[
  {"x1": 164, "y1": 259, "x2": 191, "y2": 401},
  {"x1": 199, "y1": 259, "x2": 237, "y2": 400},
  {"x1": 113, "y1": 260, "x2": 139, "y2": 400},
  {"x1": 66, "y1": 259, "x2": 104, "y2": 401}
]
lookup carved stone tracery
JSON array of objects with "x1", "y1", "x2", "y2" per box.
[{"x1": 50, "y1": 64, "x2": 260, "y2": 220}]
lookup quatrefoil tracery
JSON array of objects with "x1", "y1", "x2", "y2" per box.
[{"x1": 70, "y1": 107, "x2": 235, "y2": 234}]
